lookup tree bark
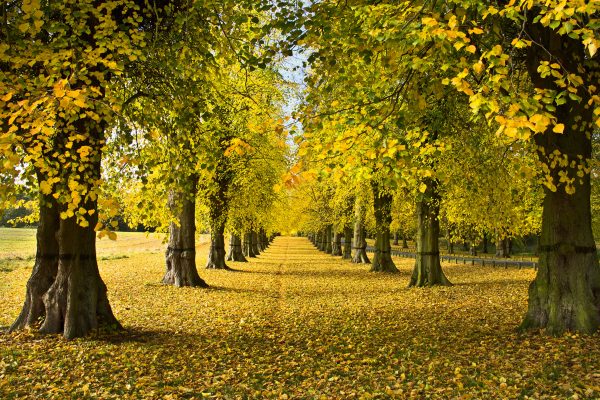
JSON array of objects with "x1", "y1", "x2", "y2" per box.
[
  {"x1": 521, "y1": 178, "x2": 600, "y2": 334},
  {"x1": 243, "y1": 231, "x2": 256, "y2": 258},
  {"x1": 331, "y1": 230, "x2": 342, "y2": 256},
  {"x1": 206, "y1": 170, "x2": 231, "y2": 270},
  {"x1": 163, "y1": 185, "x2": 207, "y2": 287},
  {"x1": 495, "y1": 237, "x2": 510, "y2": 258},
  {"x1": 342, "y1": 226, "x2": 353, "y2": 259},
  {"x1": 39, "y1": 211, "x2": 122, "y2": 339},
  {"x1": 352, "y1": 202, "x2": 370, "y2": 264},
  {"x1": 371, "y1": 185, "x2": 398, "y2": 273},
  {"x1": 409, "y1": 178, "x2": 452, "y2": 287},
  {"x1": 10, "y1": 191, "x2": 60, "y2": 331},
  {"x1": 259, "y1": 228, "x2": 269, "y2": 251},
  {"x1": 520, "y1": 16, "x2": 600, "y2": 333},
  {"x1": 393, "y1": 231, "x2": 399, "y2": 246},
  {"x1": 324, "y1": 225, "x2": 333, "y2": 254},
  {"x1": 402, "y1": 236, "x2": 409, "y2": 249},
  {"x1": 29, "y1": 114, "x2": 121, "y2": 338},
  {"x1": 316, "y1": 230, "x2": 324, "y2": 251},
  {"x1": 207, "y1": 229, "x2": 229, "y2": 269},
  {"x1": 227, "y1": 234, "x2": 247, "y2": 262},
  {"x1": 251, "y1": 230, "x2": 261, "y2": 256},
  {"x1": 469, "y1": 243, "x2": 477, "y2": 256},
  {"x1": 482, "y1": 233, "x2": 488, "y2": 254}
]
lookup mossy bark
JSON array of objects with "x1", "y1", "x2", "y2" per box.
[
  {"x1": 227, "y1": 234, "x2": 247, "y2": 262},
  {"x1": 371, "y1": 186, "x2": 398, "y2": 273},
  {"x1": 163, "y1": 183, "x2": 207, "y2": 287},
  {"x1": 520, "y1": 16, "x2": 600, "y2": 334},
  {"x1": 10, "y1": 190, "x2": 59, "y2": 331},
  {"x1": 409, "y1": 179, "x2": 452, "y2": 287}
]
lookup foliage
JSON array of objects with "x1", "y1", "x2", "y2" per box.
[{"x1": 0, "y1": 0, "x2": 146, "y2": 227}]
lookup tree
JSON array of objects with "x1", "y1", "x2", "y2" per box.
[
  {"x1": 2, "y1": 0, "x2": 147, "y2": 338},
  {"x1": 163, "y1": 176, "x2": 208, "y2": 287},
  {"x1": 299, "y1": 0, "x2": 600, "y2": 333},
  {"x1": 370, "y1": 181, "x2": 398, "y2": 272}
]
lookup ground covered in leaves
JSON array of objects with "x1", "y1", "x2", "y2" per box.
[{"x1": 1, "y1": 230, "x2": 599, "y2": 399}]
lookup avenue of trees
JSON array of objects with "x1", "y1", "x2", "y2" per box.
[{"x1": 1, "y1": 0, "x2": 599, "y2": 338}]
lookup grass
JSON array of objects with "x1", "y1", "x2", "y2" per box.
[{"x1": 0, "y1": 230, "x2": 599, "y2": 399}]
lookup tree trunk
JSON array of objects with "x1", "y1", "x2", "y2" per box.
[
  {"x1": 371, "y1": 185, "x2": 398, "y2": 273},
  {"x1": 342, "y1": 226, "x2": 352, "y2": 259},
  {"x1": 243, "y1": 232, "x2": 256, "y2": 258},
  {"x1": 259, "y1": 228, "x2": 269, "y2": 251},
  {"x1": 317, "y1": 230, "x2": 325, "y2": 251},
  {"x1": 482, "y1": 233, "x2": 488, "y2": 253},
  {"x1": 27, "y1": 115, "x2": 121, "y2": 339},
  {"x1": 206, "y1": 171, "x2": 231, "y2": 270},
  {"x1": 251, "y1": 230, "x2": 261, "y2": 256},
  {"x1": 402, "y1": 236, "x2": 409, "y2": 249},
  {"x1": 39, "y1": 179, "x2": 121, "y2": 338},
  {"x1": 352, "y1": 203, "x2": 370, "y2": 264},
  {"x1": 332, "y1": 230, "x2": 342, "y2": 256},
  {"x1": 495, "y1": 237, "x2": 510, "y2": 258},
  {"x1": 227, "y1": 234, "x2": 247, "y2": 262},
  {"x1": 163, "y1": 184, "x2": 207, "y2": 287},
  {"x1": 409, "y1": 179, "x2": 452, "y2": 287},
  {"x1": 206, "y1": 229, "x2": 229, "y2": 269},
  {"x1": 393, "y1": 231, "x2": 399, "y2": 246},
  {"x1": 470, "y1": 243, "x2": 477, "y2": 256},
  {"x1": 10, "y1": 191, "x2": 60, "y2": 331},
  {"x1": 519, "y1": 17, "x2": 600, "y2": 333},
  {"x1": 325, "y1": 225, "x2": 333, "y2": 254},
  {"x1": 521, "y1": 179, "x2": 600, "y2": 334}
]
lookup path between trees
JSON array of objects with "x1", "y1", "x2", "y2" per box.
[{"x1": 3, "y1": 236, "x2": 599, "y2": 398}]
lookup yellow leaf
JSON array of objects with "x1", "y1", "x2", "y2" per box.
[
  {"x1": 73, "y1": 97, "x2": 87, "y2": 108},
  {"x1": 39, "y1": 180, "x2": 52, "y2": 195},
  {"x1": 1, "y1": 92, "x2": 13, "y2": 102},
  {"x1": 553, "y1": 123, "x2": 565, "y2": 133},
  {"x1": 588, "y1": 40, "x2": 598, "y2": 57},
  {"x1": 473, "y1": 62, "x2": 484, "y2": 74},
  {"x1": 419, "y1": 183, "x2": 427, "y2": 193}
]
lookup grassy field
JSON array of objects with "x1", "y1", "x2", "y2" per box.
[{"x1": 0, "y1": 230, "x2": 599, "y2": 399}]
